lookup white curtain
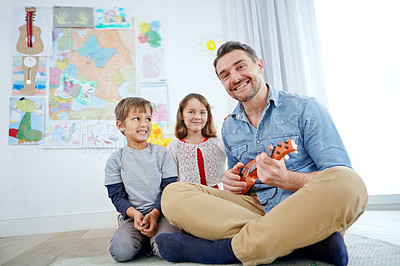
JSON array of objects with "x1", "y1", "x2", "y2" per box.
[{"x1": 225, "y1": 0, "x2": 328, "y2": 106}]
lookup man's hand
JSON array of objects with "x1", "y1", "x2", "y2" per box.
[
  {"x1": 256, "y1": 146, "x2": 317, "y2": 192},
  {"x1": 140, "y1": 209, "x2": 160, "y2": 237},
  {"x1": 255, "y1": 151, "x2": 291, "y2": 189},
  {"x1": 222, "y1": 162, "x2": 247, "y2": 194}
]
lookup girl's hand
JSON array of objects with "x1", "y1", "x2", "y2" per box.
[{"x1": 222, "y1": 162, "x2": 246, "y2": 194}]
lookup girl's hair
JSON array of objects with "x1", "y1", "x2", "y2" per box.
[
  {"x1": 175, "y1": 93, "x2": 217, "y2": 139},
  {"x1": 114, "y1": 97, "x2": 153, "y2": 124}
]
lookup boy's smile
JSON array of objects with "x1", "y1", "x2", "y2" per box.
[{"x1": 117, "y1": 106, "x2": 152, "y2": 150}]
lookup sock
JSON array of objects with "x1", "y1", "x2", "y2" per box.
[
  {"x1": 291, "y1": 232, "x2": 348, "y2": 266},
  {"x1": 155, "y1": 232, "x2": 239, "y2": 264}
]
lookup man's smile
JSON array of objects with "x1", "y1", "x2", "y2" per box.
[{"x1": 234, "y1": 81, "x2": 249, "y2": 91}]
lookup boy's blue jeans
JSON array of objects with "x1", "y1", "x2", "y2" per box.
[{"x1": 109, "y1": 216, "x2": 180, "y2": 262}]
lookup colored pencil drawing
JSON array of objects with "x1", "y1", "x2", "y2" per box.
[
  {"x1": 139, "y1": 83, "x2": 169, "y2": 127},
  {"x1": 94, "y1": 7, "x2": 131, "y2": 29},
  {"x1": 12, "y1": 57, "x2": 47, "y2": 95},
  {"x1": 9, "y1": 97, "x2": 45, "y2": 145},
  {"x1": 137, "y1": 19, "x2": 162, "y2": 48},
  {"x1": 136, "y1": 17, "x2": 166, "y2": 82},
  {"x1": 41, "y1": 121, "x2": 82, "y2": 148},
  {"x1": 138, "y1": 46, "x2": 166, "y2": 82},
  {"x1": 84, "y1": 120, "x2": 125, "y2": 149}
]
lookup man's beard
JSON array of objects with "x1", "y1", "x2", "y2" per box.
[{"x1": 235, "y1": 79, "x2": 262, "y2": 102}]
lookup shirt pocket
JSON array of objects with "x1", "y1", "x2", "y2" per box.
[
  {"x1": 229, "y1": 144, "x2": 248, "y2": 161},
  {"x1": 272, "y1": 113, "x2": 299, "y2": 133}
]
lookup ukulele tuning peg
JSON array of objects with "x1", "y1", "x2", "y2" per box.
[{"x1": 284, "y1": 155, "x2": 290, "y2": 160}]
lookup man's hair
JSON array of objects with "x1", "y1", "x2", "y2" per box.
[
  {"x1": 114, "y1": 97, "x2": 153, "y2": 124},
  {"x1": 175, "y1": 93, "x2": 217, "y2": 139},
  {"x1": 213, "y1": 41, "x2": 259, "y2": 73}
]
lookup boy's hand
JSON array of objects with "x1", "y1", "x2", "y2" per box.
[
  {"x1": 126, "y1": 207, "x2": 148, "y2": 231},
  {"x1": 140, "y1": 209, "x2": 160, "y2": 237}
]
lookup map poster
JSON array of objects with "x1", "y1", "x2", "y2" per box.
[{"x1": 49, "y1": 20, "x2": 136, "y2": 121}]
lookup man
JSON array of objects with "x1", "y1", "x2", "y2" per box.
[{"x1": 155, "y1": 41, "x2": 368, "y2": 266}]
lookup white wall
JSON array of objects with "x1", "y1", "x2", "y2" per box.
[
  {"x1": 314, "y1": 0, "x2": 400, "y2": 195},
  {"x1": 0, "y1": 0, "x2": 233, "y2": 237}
]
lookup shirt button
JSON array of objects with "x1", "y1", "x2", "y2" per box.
[{"x1": 257, "y1": 140, "x2": 260, "y2": 144}]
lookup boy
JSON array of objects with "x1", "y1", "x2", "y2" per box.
[{"x1": 105, "y1": 97, "x2": 180, "y2": 262}]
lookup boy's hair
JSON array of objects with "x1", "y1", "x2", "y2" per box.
[
  {"x1": 213, "y1": 41, "x2": 259, "y2": 76},
  {"x1": 175, "y1": 93, "x2": 217, "y2": 139},
  {"x1": 114, "y1": 97, "x2": 153, "y2": 124}
]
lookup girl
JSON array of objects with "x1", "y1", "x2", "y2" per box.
[{"x1": 168, "y1": 93, "x2": 226, "y2": 187}]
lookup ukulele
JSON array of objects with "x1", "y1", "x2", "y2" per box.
[{"x1": 240, "y1": 139, "x2": 298, "y2": 195}]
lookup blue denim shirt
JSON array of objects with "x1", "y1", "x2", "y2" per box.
[{"x1": 221, "y1": 85, "x2": 351, "y2": 214}]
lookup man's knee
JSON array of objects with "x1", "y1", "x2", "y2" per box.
[
  {"x1": 161, "y1": 182, "x2": 198, "y2": 217},
  {"x1": 329, "y1": 166, "x2": 367, "y2": 196},
  {"x1": 319, "y1": 166, "x2": 368, "y2": 212}
]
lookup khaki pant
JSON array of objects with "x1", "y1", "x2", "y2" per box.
[{"x1": 161, "y1": 166, "x2": 368, "y2": 265}]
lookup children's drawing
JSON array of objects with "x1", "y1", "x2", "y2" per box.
[
  {"x1": 12, "y1": 56, "x2": 47, "y2": 95},
  {"x1": 138, "y1": 46, "x2": 166, "y2": 82},
  {"x1": 11, "y1": 6, "x2": 53, "y2": 57},
  {"x1": 53, "y1": 7, "x2": 94, "y2": 28},
  {"x1": 54, "y1": 75, "x2": 97, "y2": 105},
  {"x1": 94, "y1": 7, "x2": 131, "y2": 29},
  {"x1": 49, "y1": 24, "x2": 136, "y2": 120},
  {"x1": 139, "y1": 83, "x2": 169, "y2": 127},
  {"x1": 41, "y1": 121, "x2": 82, "y2": 148},
  {"x1": 193, "y1": 34, "x2": 224, "y2": 56},
  {"x1": 136, "y1": 17, "x2": 166, "y2": 82},
  {"x1": 9, "y1": 97, "x2": 45, "y2": 145},
  {"x1": 137, "y1": 19, "x2": 163, "y2": 48},
  {"x1": 84, "y1": 120, "x2": 125, "y2": 149}
]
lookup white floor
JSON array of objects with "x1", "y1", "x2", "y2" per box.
[{"x1": 346, "y1": 210, "x2": 400, "y2": 245}]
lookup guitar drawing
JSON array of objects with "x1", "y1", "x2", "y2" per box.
[
  {"x1": 240, "y1": 139, "x2": 298, "y2": 195},
  {"x1": 16, "y1": 7, "x2": 44, "y2": 95},
  {"x1": 16, "y1": 7, "x2": 44, "y2": 55}
]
